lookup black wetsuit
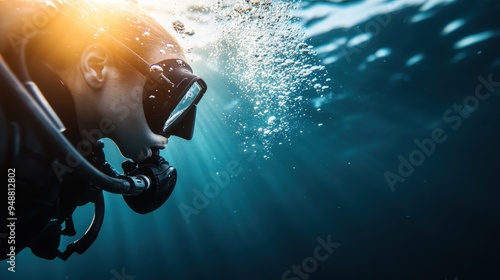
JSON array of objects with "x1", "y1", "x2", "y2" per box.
[{"x1": 0, "y1": 55, "x2": 115, "y2": 260}]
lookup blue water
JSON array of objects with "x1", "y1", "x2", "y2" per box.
[{"x1": 3, "y1": 0, "x2": 500, "y2": 279}]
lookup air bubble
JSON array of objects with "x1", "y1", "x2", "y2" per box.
[
  {"x1": 172, "y1": 20, "x2": 185, "y2": 33},
  {"x1": 184, "y1": 29, "x2": 195, "y2": 36},
  {"x1": 149, "y1": 65, "x2": 163, "y2": 74}
]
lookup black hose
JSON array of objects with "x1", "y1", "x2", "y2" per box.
[
  {"x1": 0, "y1": 54, "x2": 142, "y2": 195},
  {"x1": 59, "y1": 191, "x2": 105, "y2": 260}
]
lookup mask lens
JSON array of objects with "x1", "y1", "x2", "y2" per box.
[{"x1": 162, "y1": 81, "x2": 204, "y2": 133}]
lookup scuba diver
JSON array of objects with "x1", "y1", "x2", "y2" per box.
[{"x1": 0, "y1": 0, "x2": 207, "y2": 260}]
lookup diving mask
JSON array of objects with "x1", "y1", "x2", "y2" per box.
[{"x1": 142, "y1": 59, "x2": 207, "y2": 140}]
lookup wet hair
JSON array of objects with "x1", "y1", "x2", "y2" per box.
[{"x1": 31, "y1": 0, "x2": 179, "y2": 72}]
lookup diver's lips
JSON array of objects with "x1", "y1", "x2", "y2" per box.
[
  {"x1": 148, "y1": 143, "x2": 167, "y2": 157},
  {"x1": 150, "y1": 138, "x2": 168, "y2": 150},
  {"x1": 149, "y1": 147, "x2": 163, "y2": 156},
  {"x1": 151, "y1": 143, "x2": 167, "y2": 150}
]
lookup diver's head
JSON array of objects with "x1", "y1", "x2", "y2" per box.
[{"x1": 32, "y1": 0, "x2": 206, "y2": 162}]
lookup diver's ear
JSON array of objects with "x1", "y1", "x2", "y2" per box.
[{"x1": 80, "y1": 44, "x2": 110, "y2": 90}]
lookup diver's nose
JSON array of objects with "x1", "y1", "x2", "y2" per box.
[{"x1": 152, "y1": 134, "x2": 168, "y2": 148}]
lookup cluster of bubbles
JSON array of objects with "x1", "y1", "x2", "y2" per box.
[
  {"x1": 206, "y1": 0, "x2": 331, "y2": 157},
  {"x1": 172, "y1": 19, "x2": 196, "y2": 37}
]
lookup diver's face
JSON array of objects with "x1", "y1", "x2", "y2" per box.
[
  {"x1": 105, "y1": 70, "x2": 166, "y2": 162},
  {"x1": 104, "y1": 46, "x2": 188, "y2": 162}
]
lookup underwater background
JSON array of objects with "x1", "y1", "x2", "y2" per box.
[{"x1": 3, "y1": 0, "x2": 500, "y2": 279}]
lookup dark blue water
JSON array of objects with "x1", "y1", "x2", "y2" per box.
[{"x1": 3, "y1": 0, "x2": 500, "y2": 279}]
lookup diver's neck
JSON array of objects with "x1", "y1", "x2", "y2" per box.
[{"x1": 55, "y1": 68, "x2": 107, "y2": 145}]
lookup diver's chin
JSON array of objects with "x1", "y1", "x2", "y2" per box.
[
  {"x1": 121, "y1": 148, "x2": 149, "y2": 163},
  {"x1": 134, "y1": 148, "x2": 153, "y2": 163},
  {"x1": 121, "y1": 140, "x2": 167, "y2": 163}
]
